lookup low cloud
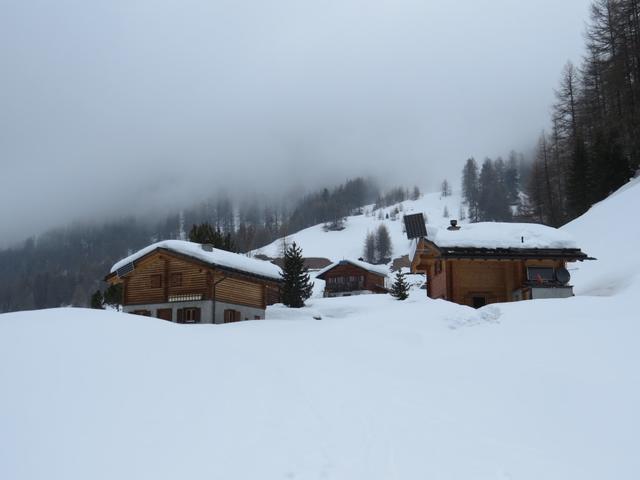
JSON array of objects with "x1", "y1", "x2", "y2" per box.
[{"x1": 0, "y1": 0, "x2": 590, "y2": 246}]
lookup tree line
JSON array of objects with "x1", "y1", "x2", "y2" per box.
[
  {"x1": 527, "y1": 0, "x2": 639, "y2": 226},
  {"x1": 461, "y1": 154, "x2": 522, "y2": 222}
]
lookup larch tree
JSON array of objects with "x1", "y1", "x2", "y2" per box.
[
  {"x1": 375, "y1": 224, "x2": 393, "y2": 264},
  {"x1": 461, "y1": 157, "x2": 480, "y2": 222}
]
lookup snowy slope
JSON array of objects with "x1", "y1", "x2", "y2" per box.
[
  {"x1": 1, "y1": 292, "x2": 639, "y2": 480},
  {"x1": 253, "y1": 191, "x2": 463, "y2": 261},
  {"x1": 562, "y1": 176, "x2": 640, "y2": 296},
  {"x1": 2, "y1": 181, "x2": 640, "y2": 479}
]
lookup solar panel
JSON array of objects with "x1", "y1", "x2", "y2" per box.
[
  {"x1": 403, "y1": 213, "x2": 427, "y2": 239},
  {"x1": 116, "y1": 262, "x2": 135, "y2": 277}
]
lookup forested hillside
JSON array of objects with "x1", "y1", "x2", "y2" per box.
[
  {"x1": 526, "y1": 0, "x2": 640, "y2": 225},
  {"x1": 0, "y1": 178, "x2": 394, "y2": 313}
]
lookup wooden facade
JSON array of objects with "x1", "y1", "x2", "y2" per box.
[
  {"x1": 105, "y1": 247, "x2": 281, "y2": 323},
  {"x1": 411, "y1": 238, "x2": 591, "y2": 307},
  {"x1": 316, "y1": 261, "x2": 387, "y2": 297}
]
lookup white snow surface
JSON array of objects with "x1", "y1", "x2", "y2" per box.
[
  {"x1": 253, "y1": 191, "x2": 464, "y2": 262},
  {"x1": 2, "y1": 181, "x2": 640, "y2": 479},
  {"x1": 316, "y1": 258, "x2": 389, "y2": 278},
  {"x1": 111, "y1": 239, "x2": 282, "y2": 280},
  {"x1": 562, "y1": 175, "x2": 640, "y2": 296},
  {"x1": 429, "y1": 221, "x2": 578, "y2": 249}
]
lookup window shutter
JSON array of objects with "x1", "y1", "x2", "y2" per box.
[
  {"x1": 195, "y1": 308, "x2": 201, "y2": 322},
  {"x1": 234, "y1": 310, "x2": 241, "y2": 322},
  {"x1": 177, "y1": 309, "x2": 184, "y2": 323}
]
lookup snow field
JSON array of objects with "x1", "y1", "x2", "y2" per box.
[{"x1": 2, "y1": 180, "x2": 640, "y2": 479}]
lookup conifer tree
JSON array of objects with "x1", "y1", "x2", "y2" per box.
[
  {"x1": 103, "y1": 284, "x2": 123, "y2": 310},
  {"x1": 90, "y1": 289, "x2": 104, "y2": 309},
  {"x1": 280, "y1": 242, "x2": 314, "y2": 308},
  {"x1": 390, "y1": 271, "x2": 409, "y2": 300}
]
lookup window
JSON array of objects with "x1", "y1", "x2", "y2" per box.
[
  {"x1": 132, "y1": 309, "x2": 151, "y2": 316},
  {"x1": 527, "y1": 267, "x2": 555, "y2": 284},
  {"x1": 254, "y1": 315, "x2": 262, "y2": 320},
  {"x1": 157, "y1": 308, "x2": 172, "y2": 321},
  {"x1": 150, "y1": 274, "x2": 162, "y2": 288},
  {"x1": 224, "y1": 309, "x2": 241, "y2": 323},
  {"x1": 177, "y1": 307, "x2": 200, "y2": 323},
  {"x1": 170, "y1": 273, "x2": 182, "y2": 287}
]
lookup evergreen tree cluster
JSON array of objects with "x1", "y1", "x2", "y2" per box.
[
  {"x1": 91, "y1": 284, "x2": 123, "y2": 310},
  {"x1": 287, "y1": 178, "x2": 380, "y2": 236},
  {"x1": 461, "y1": 156, "x2": 520, "y2": 222},
  {"x1": 188, "y1": 223, "x2": 235, "y2": 251},
  {"x1": 362, "y1": 224, "x2": 393, "y2": 264},
  {"x1": 527, "y1": 0, "x2": 640, "y2": 225},
  {"x1": 373, "y1": 185, "x2": 421, "y2": 209}
]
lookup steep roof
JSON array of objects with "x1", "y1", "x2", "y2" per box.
[
  {"x1": 110, "y1": 240, "x2": 282, "y2": 281},
  {"x1": 315, "y1": 259, "x2": 389, "y2": 279}
]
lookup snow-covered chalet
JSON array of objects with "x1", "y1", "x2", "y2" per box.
[
  {"x1": 105, "y1": 240, "x2": 282, "y2": 323},
  {"x1": 405, "y1": 215, "x2": 594, "y2": 308},
  {"x1": 315, "y1": 259, "x2": 389, "y2": 297}
]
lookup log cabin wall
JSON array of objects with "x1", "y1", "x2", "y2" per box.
[
  {"x1": 214, "y1": 275, "x2": 265, "y2": 309},
  {"x1": 121, "y1": 251, "x2": 280, "y2": 310},
  {"x1": 447, "y1": 258, "x2": 567, "y2": 307},
  {"x1": 427, "y1": 260, "x2": 448, "y2": 299},
  {"x1": 448, "y1": 260, "x2": 515, "y2": 305}
]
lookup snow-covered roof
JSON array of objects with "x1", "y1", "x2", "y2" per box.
[
  {"x1": 428, "y1": 222, "x2": 577, "y2": 250},
  {"x1": 316, "y1": 259, "x2": 389, "y2": 278},
  {"x1": 110, "y1": 240, "x2": 282, "y2": 280}
]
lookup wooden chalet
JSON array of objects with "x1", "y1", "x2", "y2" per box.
[
  {"x1": 404, "y1": 215, "x2": 594, "y2": 308},
  {"x1": 316, "y1": 259, "x2": 389, "y2": 297},
  {"x1": 105, "y1": 240, "x2": 282, "y2": 324}
]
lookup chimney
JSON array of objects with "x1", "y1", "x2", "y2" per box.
[{"x1": 447, "y1": 219, "x2": 461, "y2": 231}]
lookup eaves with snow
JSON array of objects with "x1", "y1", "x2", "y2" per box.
[{"x1": 109, "y1": 240, "x2": 282, "y2": 281}]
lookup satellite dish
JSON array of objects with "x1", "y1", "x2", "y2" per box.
[{"x1": 556, "y1": 267, "x2": 571, "y2": 285}]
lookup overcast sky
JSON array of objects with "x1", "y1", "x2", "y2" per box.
[{"x1": 1, "y1": 0, "x2": 591, "y2": 246}]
